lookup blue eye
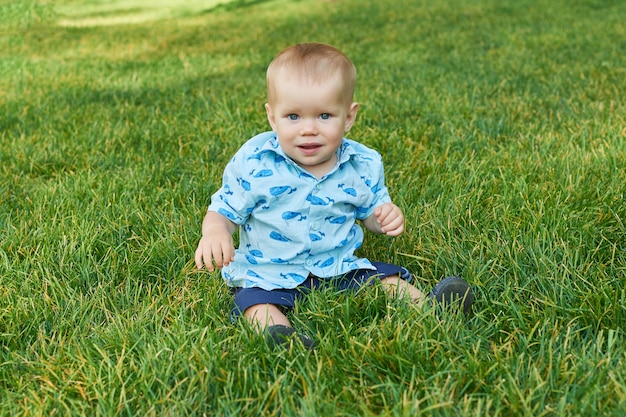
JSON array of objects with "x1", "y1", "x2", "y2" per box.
[
  {"x1": 320, "y1": 113, "x2": 331, "y2": 120},
  {"x1": 287, "y1": 114, "x2": 299, "y2": 120}
]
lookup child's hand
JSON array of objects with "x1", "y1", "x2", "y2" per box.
[
  {"x1": 194, "y1": 211, "x2": 237, "y2": 272},
  {"x1": 194, "y1": 232, "x2": 235, "y2": 272},
  {"x1": 372, "y1": 203, "x2": 405, "y2": 236}
]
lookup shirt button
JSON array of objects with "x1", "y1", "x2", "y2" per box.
[
  {"x1": 315, "y1": 184, "x2": 322, "y2": 191},
  {"x1": 311, "y1": 222, "x2": 320, "y2": 231},
  {"x1": 305, "y1": 259, "x2": 313, "y2": 267}
]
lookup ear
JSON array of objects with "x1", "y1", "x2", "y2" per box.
[
  {"x1": 265, "y1": 103, "x2": 277, "y2": 131},
  {"x1": 344, "y1": 102, "x2": 359, "y2": 133}
]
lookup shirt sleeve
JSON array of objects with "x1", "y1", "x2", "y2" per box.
[
  {"x1": 355, "y1": 152, "x2": 392, "y2": 220},
  {"x1": 208, "y1": 153, "x2": 257, "y2": 225}
]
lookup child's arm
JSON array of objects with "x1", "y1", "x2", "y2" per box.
[
  {"x1": 194, "y1": 211, "x2": 237, "y2": 271},
  {"x1": 362, "y1": 202, "x2": 405, "y2": 236}
]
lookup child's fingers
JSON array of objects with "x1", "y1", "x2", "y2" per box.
[
  {"x1": 194, "y1": 246, "x2": 206, "y2": 270},
  {"x1": 195, "y1": 230, "x2": 236, "y2": 271},
  {"x1": 382, "y1": 218, "x2": 404, "y2": 236},
  {"x1": 377, "y1": 204, "x2": 404, "y2": 235},
  {"x1": 380, "y1": 214, "x2": 403, "y2": 232},
  {"x1": 195, "y1": 241, "x2": 233, "y2": 271},
  {"x1": 377, "y1": 204, "x2": 399, "y2": 224},
  {"x1": 221, "y1": 243, "x2": 235, "y2": 266},
  {"x1": 200, "y1": 250, "x2": 217, "y2": 272},
  {"x1": 375, "y1": 204, "x2": 392, "y2": 223},
  {"x1": 209, "y1": 243, "x2": 232, "y2": 271}
]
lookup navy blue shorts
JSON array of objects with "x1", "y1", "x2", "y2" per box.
[{"x1": 230, "y1": 261, "x2": 411, "y2": 319}]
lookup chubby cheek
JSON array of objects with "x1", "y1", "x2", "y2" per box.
[
  {"x1": 276, "y1": 133, "x2": 298, "y2": 154},
  {"x1": 323, "y1": 127, "x2": 346, "y2": 143},
  {"x1": 275, "y1": 127, "x2": 298, "y2": 145}
]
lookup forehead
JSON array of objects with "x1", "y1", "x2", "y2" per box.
[
  {"x1": 269, "y1": 69, "x2": 347, "y2": 103},
  {"x1": 271, "y1": 66, "x2": 345, "y2": 86},
  {"x1": 272, "y1": 75, "x2": 345, "y2": 105}
]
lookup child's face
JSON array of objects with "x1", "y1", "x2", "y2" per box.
[{"x1": 265, "y1": 71, "x2": 359, "y2": 178}]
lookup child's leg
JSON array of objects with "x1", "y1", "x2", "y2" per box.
[
  {"x1": 380, "y1": 275, "x2": 426, "y2": 304},
  {"x1": 243, "y1": 303, "x2": 316, "y2": 349},
  {"x1": 382, "y1": 274, "x2": 473, "y2": 314},
  {"x1": 243, "y1": 303, "x2": 291, "y2": 330}
]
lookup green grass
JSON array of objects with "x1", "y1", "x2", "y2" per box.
[{"x1": 1, "y1": 0, "x2": 625, "y2": 415}]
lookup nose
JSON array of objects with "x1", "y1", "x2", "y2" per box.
[{"x1": 299, "y1": 119, "x2": 318, "y2": 136}]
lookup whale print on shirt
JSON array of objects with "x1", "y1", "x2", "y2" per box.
[
  {"x1": 250, "y1": 169, "x2": 273, "y2": 178},
  {"x1": 270, "y1": 258, "x2": 290, "y2": 264},
  {"x1": 245, "y1": 254, "x2": 258, "y2": 264},
  {"x1": 218, "y1": 208, "x2": 237, "y2": 222},
  {"x1": 269, "y1": 231, "x2": 291, "y2": 242},
  {"x1": 306, "y1": 194, "x2": 335, "y2": 206},
  {"x1": 310, "y1": 232, "x2": 326, "y2": 241},
  {"x1": 247, "y1": 248, "x2": 264, "y2": 258},
  {"x1": 315, "y1": 257, "x2": 335, "y2": 268},
  {"x1": 237, "y1": 177, "x2": 251, "y2": 191},
  {"x1": 280, "y1": 272, "x2": 307, "y2": 282},
  {"x1": 325, "y1": 215, "x2": 347, "y2": 224},
  {"x1": 270, "y1": 185, "x2": 297, "y2": 196},
  {"x1": 282, "y1": 211, "x2": 307, "y2": 221},
  {"x1": 338, "y1": 183, "x2": 357, "y2": 197}
]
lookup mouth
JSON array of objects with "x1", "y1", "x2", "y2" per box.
[{"x1": 297, "y1": 143, "x2": 323, "y2": 155}]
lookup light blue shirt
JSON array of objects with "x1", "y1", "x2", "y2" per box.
[{"x1": 208, "y1": 131, "x2": 392, "y2": 290}]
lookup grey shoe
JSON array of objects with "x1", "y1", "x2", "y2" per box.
[
  {"x1": 429, "y1": 276, "x2": 473, "y2": 315},
  {"x1": 266, "y1": 325, "x2": 317, "y2": 350}
]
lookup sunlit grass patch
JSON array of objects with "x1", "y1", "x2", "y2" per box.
[{"x1": 54, "y1": 0, "x2": 250, "y2": 26}]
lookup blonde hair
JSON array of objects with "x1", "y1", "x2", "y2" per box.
[{"x1": 266, "y1": 43, "x2": 357, "y2": 105}]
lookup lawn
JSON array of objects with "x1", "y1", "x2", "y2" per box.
[{"x1": 1, "y1": 0, "x2": 625, "y2": 415}]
